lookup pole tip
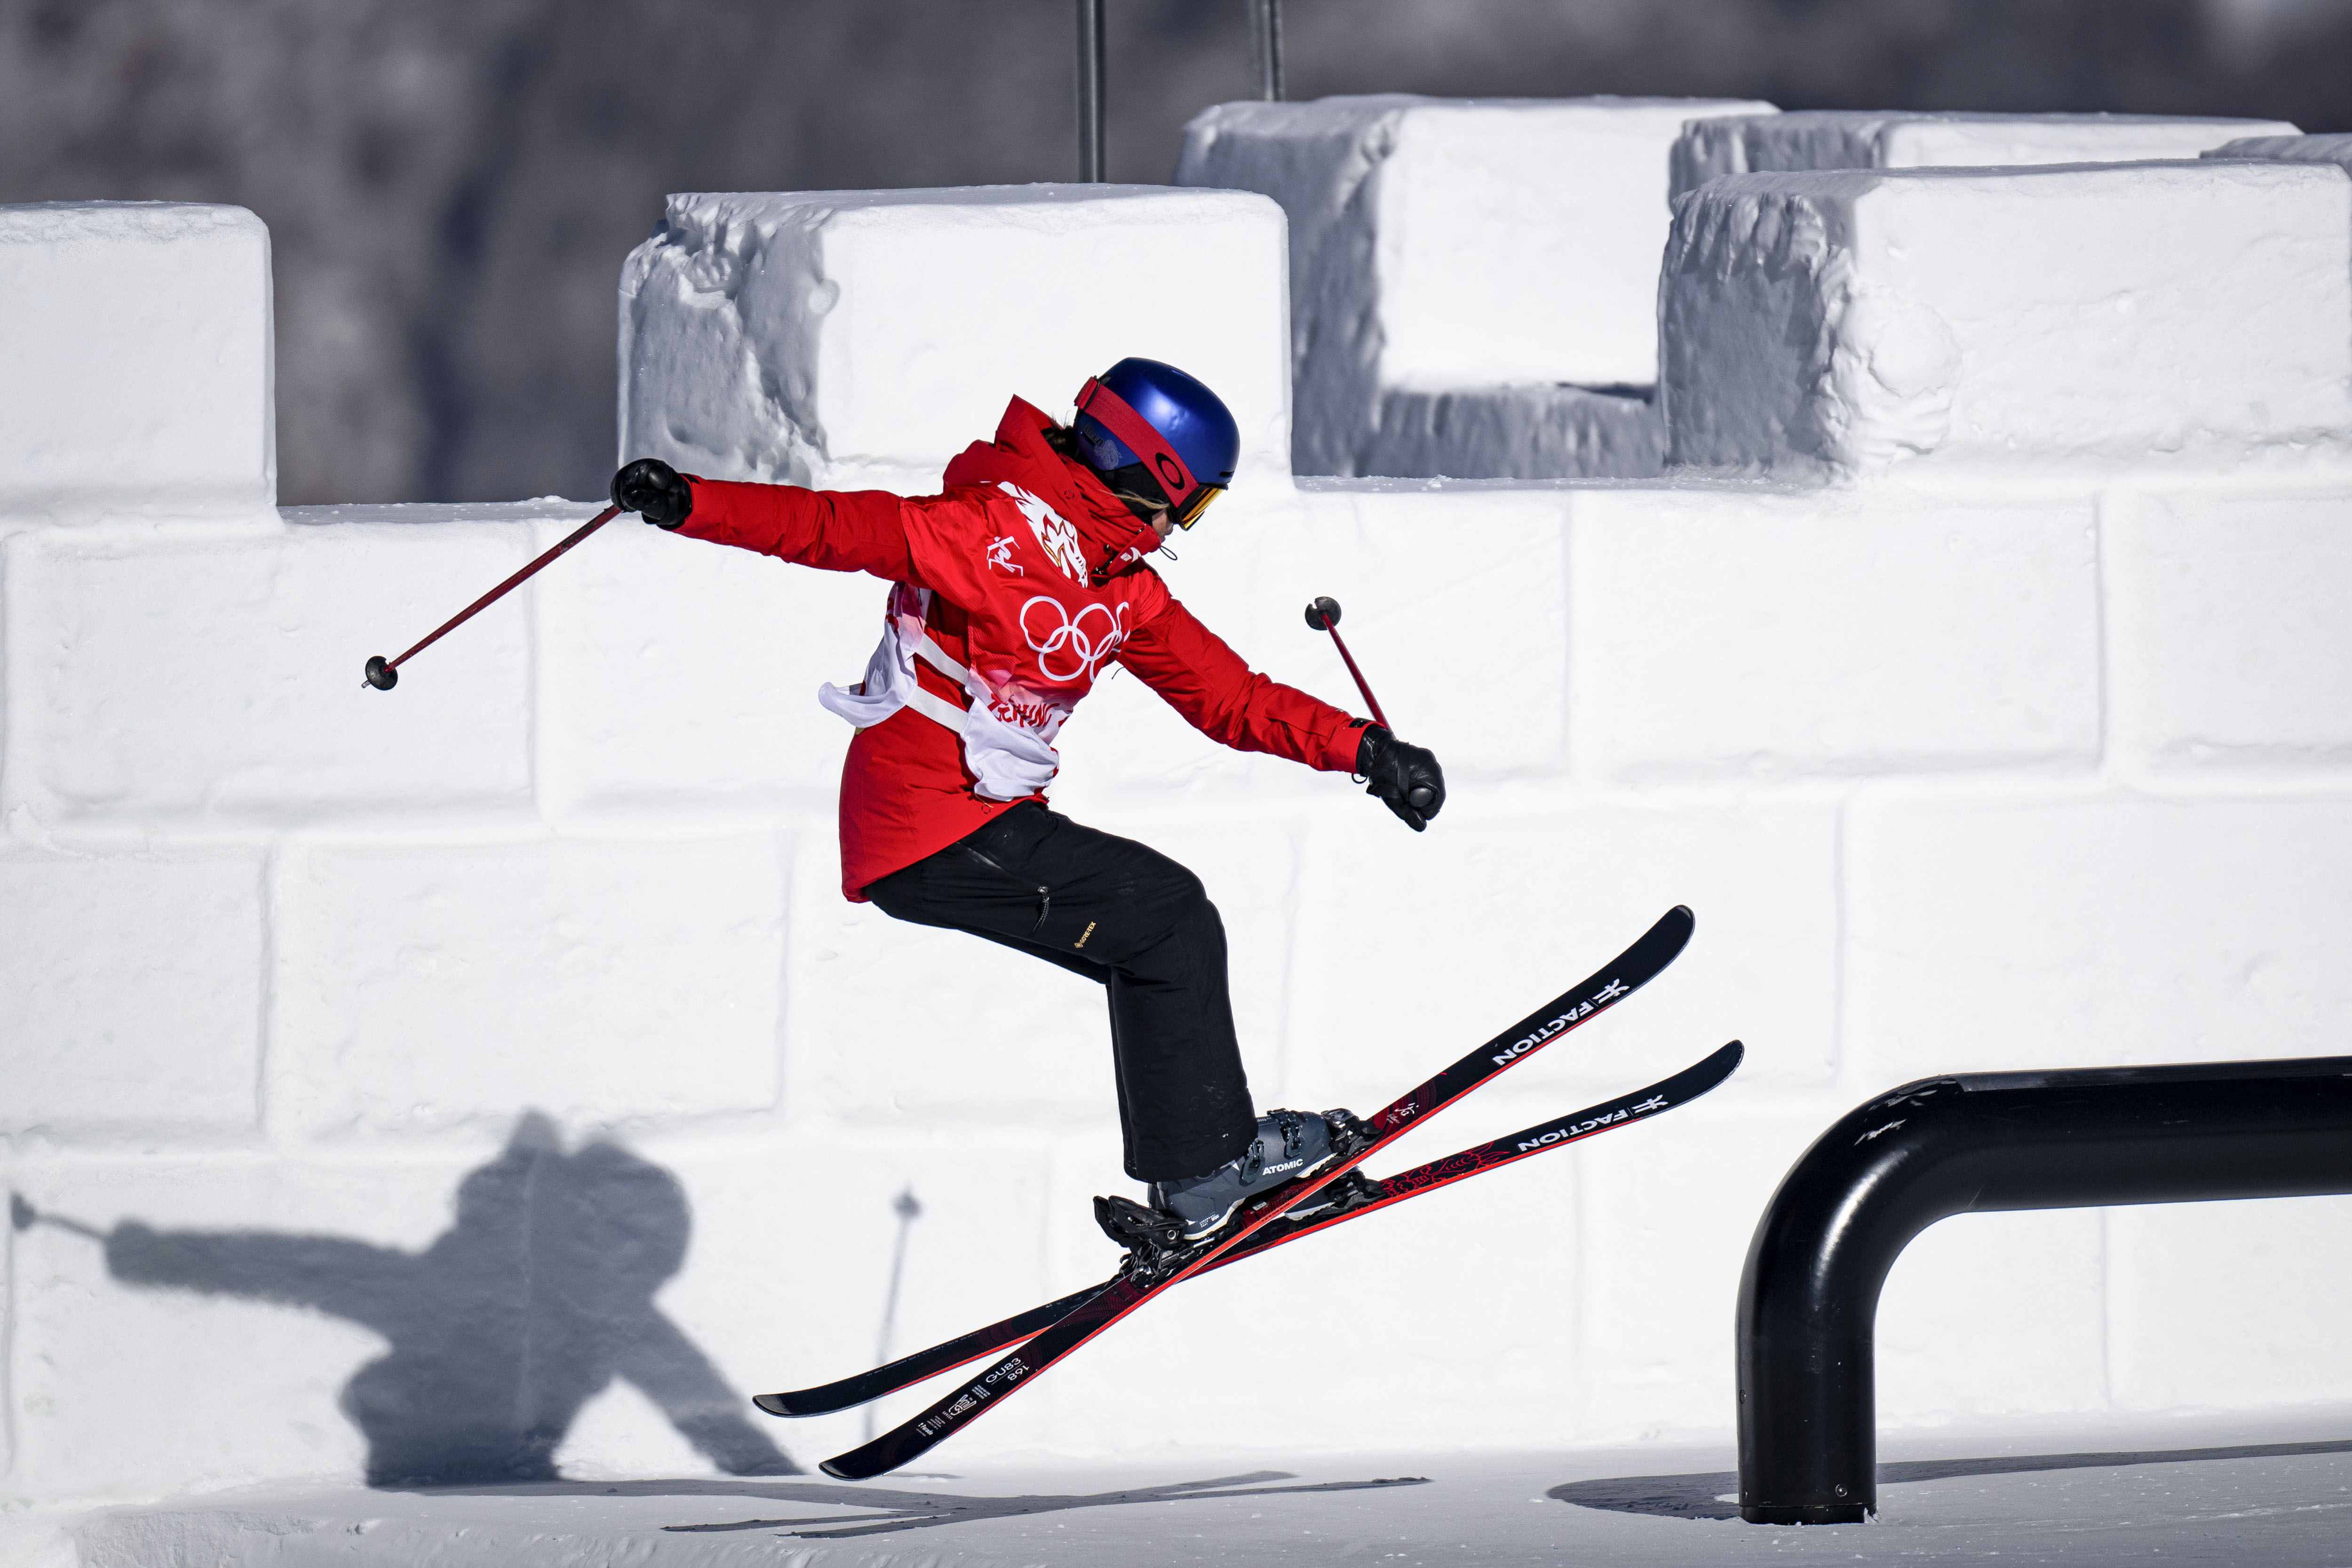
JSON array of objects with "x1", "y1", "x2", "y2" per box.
[
  {"x1": 364, "y1": 656, "x2": 398, "y2": 691},
  {"x1": 1304, "y1": 596, "x2": 1341, "y2": 631}
]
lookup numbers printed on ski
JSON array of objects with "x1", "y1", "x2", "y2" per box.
[{"x1": 810, "y1": 905, "x2": 1697, "y2": 1479}]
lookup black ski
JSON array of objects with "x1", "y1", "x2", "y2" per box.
[
  {"x1": 757, "y1": 1038, "x2": 1741, "y2": 1418},
  {"x1": 812, "y1": 904, "x2": 1695, "y2": 1478}
]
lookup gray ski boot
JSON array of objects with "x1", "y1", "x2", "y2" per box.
[{"x1": 1150, "y1": 1108, "x2": 1351, "y2": 1244}]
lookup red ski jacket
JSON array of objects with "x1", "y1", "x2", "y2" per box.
[{"x1": 676, "y1": 398, "x2": 1367, "y2": 899}]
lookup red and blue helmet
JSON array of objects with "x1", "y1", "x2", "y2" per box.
[{"x1": 1070, "y1": 357, "x2": 1240, "y2": 528}]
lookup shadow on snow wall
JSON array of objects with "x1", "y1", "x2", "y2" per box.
[{"x1": 92, "y1": 1112, "x2": 795, "y2": 1486}]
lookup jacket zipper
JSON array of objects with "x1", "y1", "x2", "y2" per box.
[{"x1": 965, "y1": 844, "x2": 1052, "y2": 937}]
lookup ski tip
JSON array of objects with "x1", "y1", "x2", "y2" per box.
[
  {"x1": 1637, "y1": 905, "x2": 1696, "y2": 963},
  {"x1": 751, "y1": 1393, "x2": 795, "y2": 1418},
  {"x1": 819, "y1": 1454, "x2": 874, "y2": 1480},
  {"x1": 1686, "y1": 1039, "x2": 1745, "y2": 1089}
]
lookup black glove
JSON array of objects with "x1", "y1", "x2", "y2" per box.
[
  {"x1": 1356, "y1": 724, "x2": 1445, "y2": 832},
  {"x1": 611, "y1": 458, "x2": 694, "y2": 529}
]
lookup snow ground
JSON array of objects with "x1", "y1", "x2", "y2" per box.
[{"x1": 46, "y1": 1406, "x2": 2352, "y2": 1567}]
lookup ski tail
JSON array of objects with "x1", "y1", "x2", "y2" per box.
[
  {"x1": 814, "y1": 906, "x2": 1695, "y2": 1478},
  {"x1": 752, "y1": 1282, "x2": 1105, "y2": 1419}
]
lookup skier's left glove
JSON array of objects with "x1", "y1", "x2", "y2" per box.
[
  {"x1": 1356, "y1": 724, "x2": 1445, "y2": 832},
  {"x1": 611, "y1": 458, "x2": 694, "y2": 529}
]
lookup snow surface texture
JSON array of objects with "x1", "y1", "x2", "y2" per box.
[
  {"x1": 1660, "y1": 159, "x2": 2352, "y2": 481},
  {"x1": 617, "y1": 186, "x2": 1291, "y2": 496},
  {"x1": 10, "y1": 119, "x2": 2352, "y2": 1530},
  {"x1": 1670, "y1": 108, "x2": 2302, "y2": 198},
  {"x1": 0, "y1": 202, "x2": 275, "y2": 524},
  {"x1": 1174, "y1": 96, "x2": 1771, "y2": 480},
  {"x1": 49, "y1": 1413, "x2": 2352, "y2": 1566}
]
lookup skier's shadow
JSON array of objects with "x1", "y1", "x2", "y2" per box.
[{"x1": 100, "y1": 1111, "x2": 795, "y2": 1486}]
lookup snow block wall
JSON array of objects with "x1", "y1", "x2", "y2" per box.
[
  {"x1": 11, "y1": 124, "x2": 2352, "y2": 1523},
  {"x1": 1669, "y1": 108, "x2": 2300, "y2": 197},
  {"x1": 617, "y1": 185, "x2": 1291, "y2": 495},
  {"x1": 1174, "y1": 96, "x2": 1771, "y2": 480},
  {"x1": 0, "y1": 202, "x2": 275, "y2": 524},
  {"x1": 1660, "y1": 159, "x2": 2352, "y2": 480}
]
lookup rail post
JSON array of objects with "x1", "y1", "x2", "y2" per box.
[{"x1": 1736, "y1": 1056, "x2": 2352, "y2": 1524}]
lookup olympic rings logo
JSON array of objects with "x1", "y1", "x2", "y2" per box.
[{"x1": 1020, "y1": 594, "x2": 1129, "y2": 683}]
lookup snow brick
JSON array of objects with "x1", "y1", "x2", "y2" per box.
[
  {"x1": 1660, "y1": 160, "x2": 2352, "y2": 482},
  {"x1": 617, "y1": 186, "x2": 1290, "y2": 496},
  {"x1": 1176, "y1": 96, "x2": 1772, "y2": 478},
  {"x1": 0, "y1": 202, "x2": 274, "y2": 525}
]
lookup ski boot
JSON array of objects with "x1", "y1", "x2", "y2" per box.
[{"x1": 1094, "y1": 1108, "x2": 1369, "y2": 1274}]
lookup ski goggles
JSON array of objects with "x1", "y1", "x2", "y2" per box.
[
  {"x1": 1075, "y1": 376, "x2": 1227, "y2": 528},
  {"x1": 1169, "y1": 481, "x2": 1221, "y2": 529}
]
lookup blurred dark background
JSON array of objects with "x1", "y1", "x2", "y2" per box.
[{"x1": 3, "y1": 0, "x2": 2347, "y2": 505}]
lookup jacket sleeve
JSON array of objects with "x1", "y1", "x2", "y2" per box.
[
  {"x1": 1118, "y1": 599, "x2": 1367, "y2": 772},
  {"x1": 674, "y1": 478, "x2": 1002, "y2": 604},
  {"x1": 672, "y1": 477, "x2": 914, "y2": 580}
]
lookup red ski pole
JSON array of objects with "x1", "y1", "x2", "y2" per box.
[
  {"x1": 1304, "y1": 594, "x2": 1391, "y2": 728},
  {"x1": 1306, "y1": 595, "x2": 1435, "y2": 814},
  {"x1": 364, "y1": 504, "x2": 622, "y2": 690}
]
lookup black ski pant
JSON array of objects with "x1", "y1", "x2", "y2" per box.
[{"x1": 863, "y1": 802, "x2": 1256, "y2": 1182}]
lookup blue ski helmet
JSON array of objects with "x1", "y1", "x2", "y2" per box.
[{"x1": 1070, "y1": 358, "x2": 1240, "y2": 528}]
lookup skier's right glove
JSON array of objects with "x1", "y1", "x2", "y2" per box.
[
  {"x1": 611, "y1": 458, "x2": 694, "y2": 529},
  {"x1": 1356, "y1": 724, "x2": 1446, "y2": 832}
]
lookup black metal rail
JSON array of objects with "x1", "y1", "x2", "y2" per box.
[{"x1": 1736, "y1": 1055, "x2": 2352, "y2": 1525}]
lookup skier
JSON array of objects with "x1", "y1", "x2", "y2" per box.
[{"x1": 608, "y1": 358, "x2": 1445, "y2": 1249}]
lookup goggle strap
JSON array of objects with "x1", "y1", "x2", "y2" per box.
[{"x1": 1075, "y1": 377, "x2": 1198, "y2": 505}]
